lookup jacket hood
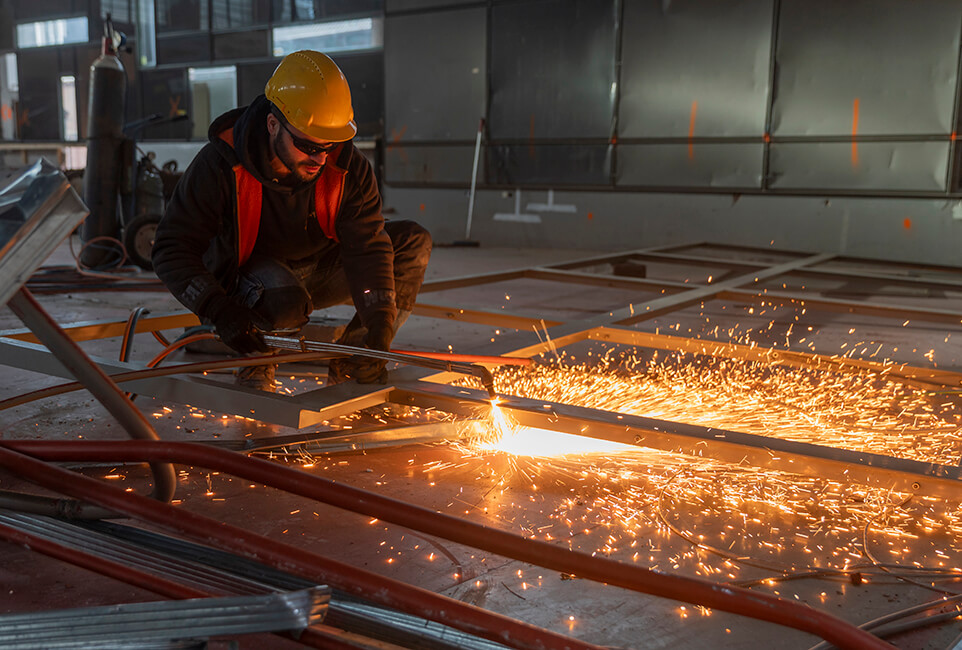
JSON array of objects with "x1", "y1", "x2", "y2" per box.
[{"x1": 208, "y1": 95, "x2": 299, "y2": 193}]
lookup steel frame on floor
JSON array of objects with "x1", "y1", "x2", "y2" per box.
[{"x1": 3, "y1": 242, "x2": 962, "y2": 499}]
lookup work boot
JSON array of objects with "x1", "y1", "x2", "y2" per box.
[
  {"x1": 236, "y1": 363, "x2": 277, "y2": 392},
  {"x1": 326, "y1": 357, "x2": 349, "y2": 386},
  {"x1": 325, "y1": 314, "x2": 366, "y2": 386}
]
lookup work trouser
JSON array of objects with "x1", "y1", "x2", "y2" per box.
[{"x1": 230, "y1": 220, "x2": 432, "y2": 341}]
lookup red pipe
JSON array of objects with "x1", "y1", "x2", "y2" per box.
[
  {"x1": 1, "y1": 440, "x2": 892, "y2": 650},
  {"x1": 0, "y1": 443, "x2": 604, "y2": 650}
]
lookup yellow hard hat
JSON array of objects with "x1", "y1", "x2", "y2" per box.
[{"x1": 265, "y1": 50, "x2": 357, "y2": 142}]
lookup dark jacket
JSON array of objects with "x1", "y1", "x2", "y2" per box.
[{"x1": 152, "y1": 95, "x2": 396, "y2": 328}]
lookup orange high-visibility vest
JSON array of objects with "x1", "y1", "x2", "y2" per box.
[{"x1": 218, "y1": 129, "x2": 347, "y2": 265}]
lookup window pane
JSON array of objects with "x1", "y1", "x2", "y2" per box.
[
  {"x1": 60, "y1": 75, "x2": 78, "y2": 141},
  {"x1": 1, "y1": 54, "x2": 17, "y2": 140},
  {"x1": 212, "y1": 0, "x2": 272, "y2": 28},
  {"x1": 16, "y1": 17, "x2": 89, "y2": 48},
  {"x1": 101, "y1": 0, "x2": 133, "y2": 24},
  {"x1": 189, "y1": 65, "x2": 237, "y2": 139},
  {"x1": 272, "y1": 17, "x2": 382, "y2": 56},
  {"x1": 272, "y1": 0, "x2": 316, "y2": 22},
  {"x1": 137, "y1": 0, "x2": 157, "y2": 67},
  {"x1": 214, "y1": 30, "x2": 269, "y2": 60},
  {"x1": 156, "y1": 0, "x2": 209, "y2": 32}
]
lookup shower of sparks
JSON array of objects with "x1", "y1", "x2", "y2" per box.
[{"x1": 439, "y1": 350, "x2": 962, "y2": 583}]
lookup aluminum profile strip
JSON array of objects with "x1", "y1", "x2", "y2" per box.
[
  {"x1": 0, "y1": 512, "x2": 280, "y2": 596},
  {"x1": 0, "y1": 587, "x2": 329, "y2": 648},
  {"x1": 325, "y1": 600, "x2": 510, "y2": 650},
  {"x1": 0, "y1": 513, "x2": 509, "y2": 650}
]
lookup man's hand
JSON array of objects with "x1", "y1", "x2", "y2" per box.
[
  {"x1": 208, "y1": 298, "x2": 271, "y2": 355},
  {"x1": 352, "y1": 319, "x2": 394, "y2": 383}
]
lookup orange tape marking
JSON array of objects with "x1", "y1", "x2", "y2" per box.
[
  {"x1": 688, "y1": 100, "x2": 698, "y2": 160},
  {"x1": 851, "y1": 98, "x2": 860, "y2": 168}
]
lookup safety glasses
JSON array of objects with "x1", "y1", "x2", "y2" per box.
[{"x1": 278, "y1": 118, "x2": 339, "y2": 156}]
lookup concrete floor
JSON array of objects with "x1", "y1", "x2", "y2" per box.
[{"x1": 1, "y1": 237, "x2": 962, "y2": 649}]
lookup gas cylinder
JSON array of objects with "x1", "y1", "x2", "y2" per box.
[{"x1": 80, "y1": 31, "x2": 126, "y2": 269}]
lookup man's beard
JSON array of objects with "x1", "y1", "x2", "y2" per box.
[{"x1": 273, "y1": 131, "x2": 324, "y2": 183}]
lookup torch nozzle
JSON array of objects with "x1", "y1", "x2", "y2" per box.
[{"x1": 476, "y1": 366, "x2": 497, "y2": 399}]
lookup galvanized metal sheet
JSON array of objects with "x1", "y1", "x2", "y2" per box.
[
  {"x1": 384, "y1": 144, "x2": 477, "y2": 184},
  {"x1": 489, "y1": 0, "x2": 617, "y2": 139},
  {"x1": 485, "y1": 144, "x2": 612, "y2": 186},
  {"x1": 384, "y1": 8, "x2": 486, "y2": 141},
  {"x1": 616, "y1": 143, "x2": 763, "y2": 188},
  {"x1": 768, "y1": 142, "x2": 950, "y2": 191},
  {"x1": 772, "y1": 0, "x2": 962, "y2": 136},
  {"x1": 0, "y1": 160, "x2": 88, "y2": 309},
  {"x1": 620, "y1": 0, "x2": 774, "y2": 138}
]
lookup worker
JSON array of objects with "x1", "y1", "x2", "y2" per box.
[{"x1": 152, "y1": 50, "x2": 432, "y2": 391}]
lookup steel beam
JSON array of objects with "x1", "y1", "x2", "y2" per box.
[
  {"x1": 420, "y1": 269, "x2": 528, "y2": 293},
  {"x1": 391, "y1": 381, "x2": 962, "y2": 500},
  {"x1": 0, "y1": 336, "x2": 390, "y2": 429},
  {"x1": 413, "y1": 302, "x2": 559, "y2": 330},
  {"x1": 588, "y1": 326, "x2": 962, "y2": 389},
  {"x1": 0, "y1": 311, "x2": 199, "y2": 345},
  {"x1": 786, "y1": 267, "x2": 962, "y2": 292},
  {"x1": 524, "y1": 267, "x2": 691, "y2": 293},
  {"x1": 717, "y1": 288, "x2": 962, "y2": 327},
  {"x1": 490, "y1": 253, "x2": 835, "y2": 358}
]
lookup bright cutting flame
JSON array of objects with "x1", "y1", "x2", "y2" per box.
[{"x1": 482, "y1": 426, "x2": 635, "y2": 456}]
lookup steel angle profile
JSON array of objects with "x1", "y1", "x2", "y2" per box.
[{"x1": 0, "y1": 159, "x2": 88, "y2": 309}]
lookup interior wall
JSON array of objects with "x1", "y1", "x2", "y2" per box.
[
  {"x1": 384, "y1": 186, "x2": 962, "y2": 264},
  {"x1": 382, "y1": 0, "x2": 962, "y2": 262}
]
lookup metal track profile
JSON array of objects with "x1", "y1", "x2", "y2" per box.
[
  {"x1": 0, "y1": 587, "x2": 330, "y2": 648},
  {"x1": 0, "y1": 511, "x2": 510, "y2": 650}
]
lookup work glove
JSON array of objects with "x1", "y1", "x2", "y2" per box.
[
  {"x1": 207, "y1": 296, "x2": 271, "y2": 355},
  {"x1": 351, "y1": 317, "x2": 394, "y2": 384}
]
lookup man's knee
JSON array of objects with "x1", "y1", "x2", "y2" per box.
[
  {"x1": 236, "y1": 257, "x2": 312, "y2": 331},
  {"x1": 257, "y1": 285, "x2": 312, "y2": 331},
  {"x1": 386, "y1": 220, "x2": 433, "y2": 263}
]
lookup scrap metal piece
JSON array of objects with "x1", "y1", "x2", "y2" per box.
[
  {"x1": 0, "y1": 159, "x2": 88, "y2": 309},
  {"x1": 0, "y1": 587, "x2": 330, "y2": 648}
]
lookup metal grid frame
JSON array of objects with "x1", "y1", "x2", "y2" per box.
[{"x1": 3, "y1": 242, "x2": 962, "y2": 497}]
